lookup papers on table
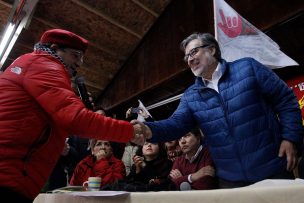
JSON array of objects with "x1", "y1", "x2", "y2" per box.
[
  {"x1": 68, "y1": 191, "x2": 130, "y2": 197},
  {"x1": 51, "y1": 186, "x2": 129, "y2": 197},
  {"x1": 52, "y1": 186, "x2": 86, "y2": 193}
]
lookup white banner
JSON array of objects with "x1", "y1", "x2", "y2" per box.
[{"x1": 213, "y1": 0, "x2": 298, "y2": 68}]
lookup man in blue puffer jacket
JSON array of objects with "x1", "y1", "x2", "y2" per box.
[{"x1": 132, "y1": 33, "x2": 303, "y2": 188}]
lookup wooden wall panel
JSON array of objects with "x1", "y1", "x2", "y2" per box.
[
  {"x1": 0, "y1": 3, "x2": 11, "y2": 37},
  {"x1": 98, "y1": 0, "x2": 214, "y2": 109}
]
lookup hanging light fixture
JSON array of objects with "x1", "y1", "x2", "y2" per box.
[
  {"x1": 0, "y1": 23, "x2": 16, "y2": 60},
  {"x1": 0, "y1": 0, "x2": 39, "y2": 69}
]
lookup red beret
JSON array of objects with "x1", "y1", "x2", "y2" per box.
[{"x1": 40, "y1": 29, "x2": 89, "y2": 52}]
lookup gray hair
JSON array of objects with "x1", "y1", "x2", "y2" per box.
[
  {"x1": 180, "y1": 32, "x2": 221, "y2": 61},
  {"x1": 88, "y1": 139, "x2": 114, "y2": 152}
]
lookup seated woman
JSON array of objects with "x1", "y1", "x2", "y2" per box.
[
  {"x1": 69, "y1": 139, "x2": 125, "y2": 189},
  {"x1": 103, "y1": 141, "x2": 175, "y2": 191}
]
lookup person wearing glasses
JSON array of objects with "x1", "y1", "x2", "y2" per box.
[
  {"x1": 132, "y1": 32, "x2": 303, "y2": 189},
  {"x1": 0, "y1": 29, "x2": 145, "y2": 203}
]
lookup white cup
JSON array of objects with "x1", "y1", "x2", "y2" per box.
[{"x1": 82, "y1": 177, "x2": 102, "y2": 191}]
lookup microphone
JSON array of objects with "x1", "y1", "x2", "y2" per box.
[
  {"x1": 180, "y1": 182, "x2": 192, "y2": 191},
  {"x1": 75, "y1": 76, "x2": 93, "y2": 110}
]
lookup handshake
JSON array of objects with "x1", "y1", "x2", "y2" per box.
[{"x1": 130, "y1": 120, "x2": 152, "y2": 146}]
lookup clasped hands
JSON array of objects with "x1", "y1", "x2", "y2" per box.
[{"x1": 130, "y1": 120, "x2": 152, "y2": 146}]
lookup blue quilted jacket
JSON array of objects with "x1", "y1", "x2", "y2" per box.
[{"x1": 147, "y1": 58, "x2": 303, "y2": 182}]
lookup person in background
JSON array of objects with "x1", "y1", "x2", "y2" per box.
[
  {"x1": 69, "y1": 139, "x2": 125, "y2": 188},
  {"x1": 0, "y1": 28, "x2": 145, "y2": 203},
  {"x1": 45, "y1": 106, "x2": 106, "y2": 191},
  {"x1": 164, "y1": 140, "x2": 182, "y2": 162},
  {"x1": 122, "y1": 142, "x2": 139, "y2": 176},
  {"x1": 129, "y1": 141, "x2": 174, "y2": 191},
  {"x1": 103, "y1": 141, "x2": 175, "y2": 191},
  {"x1": 132, "y1": 32, "x2": 303, "y2": 189},
  {"x1": 122, "y1": 106, "x2": 153, "y2": 175},
  {"x1": 170, "y1": 128, "x2": 217, "y2": 190},
  {"x1": 43, "y1": 136, "x2": 82, "y2": 191},
  {"x1": 126, "y1": 106, "x2": 154, "y2": 122},
  {"x1": 94, "y1": 106, "x2": 126, "y2": 160}
]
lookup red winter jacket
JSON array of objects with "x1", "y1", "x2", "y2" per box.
[
  {"x1": 70, "y1": 155, "x2": 126, "y2": 188},
  {"x1": 0, "y1": 50, "x2": 133, "y2": 199}
]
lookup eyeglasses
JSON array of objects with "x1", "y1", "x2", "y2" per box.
[
  {"x1": 183, "y1": 44, "x2": 210, "y2": 62},
  {"x1": 63, "y1": 48, "x2": 84, "y2": 62}
]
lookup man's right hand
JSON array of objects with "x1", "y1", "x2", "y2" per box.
[{"x1": 130, "y1": 120, "x2": 152, "y2": 146}]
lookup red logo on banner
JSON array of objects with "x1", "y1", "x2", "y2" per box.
[
  {"x1": 217, "y1": 9, "x2": 242, "y2": 38},
  {"x1": 286, "y1": 76, "x2": 304, "y2": 125}
]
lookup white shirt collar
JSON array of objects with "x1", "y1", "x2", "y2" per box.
[
  {"x1": 186, "y1": 145, "x2": 203, "y2": 163},
  {"x1": 202, "y1": 62, "x2": 223, "y2": 92}
]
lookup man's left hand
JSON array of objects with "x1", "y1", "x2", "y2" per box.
[{"x1": 278, "y1": 140, "x2": 297, "y2": 171}]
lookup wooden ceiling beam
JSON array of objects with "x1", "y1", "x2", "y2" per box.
[
  {"x1": 33, "y1": 17, "x2": 126, "y2": 60},
  {"x1": 131, "y1": 0, "x2": 158, "y2": 17},
  {"x1": 17, "y1": 41, "x2": 33, "y2": 50},
  {"x1": 71, "y1": 0, "x2": 142, "y2": 39},
  {"x1": 83, "y1": 80, "x2": 103, "y2": 90},
  {"x1": 0, "y1": 0, "x2": 12, "y2": 8}
]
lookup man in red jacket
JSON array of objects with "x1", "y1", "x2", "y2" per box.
[{"x1": 0, "y1": 29, "x2": 144, "y2": 202}]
